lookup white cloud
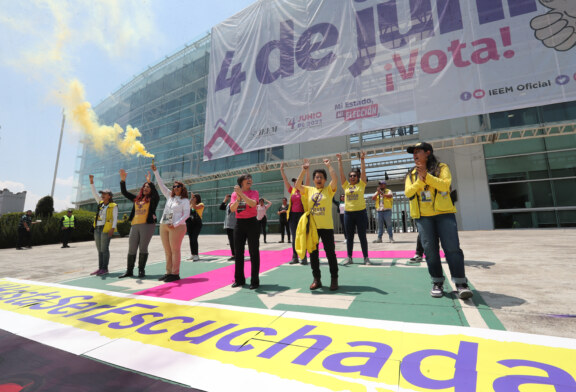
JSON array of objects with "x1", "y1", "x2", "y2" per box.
[
  {"x1": 0, "y1": 180, "x2": 26, "y2": 193},
  {"x1": 56, "y1": 175, "x2": 75, "y2": 187}
]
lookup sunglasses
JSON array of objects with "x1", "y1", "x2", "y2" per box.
[
  {"x1": 173, "y1": 184, "x2": 183, "y2": 189},
  {"x1": 349, "y1": 174, "x2": 358, "y2": 177}
]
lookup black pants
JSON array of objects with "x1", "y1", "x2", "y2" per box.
[
  {"x1": 310, "y1": 229, "x2": 338, "y2": 281},
  {"x1": 186, "y1": 218, "x2": 203, "y2": 255},
  {"x1": 259, "y1": 216, "x2": 267, "y2": 243},
  {"x1": 279, "y1": 218, "x2": 290, "y2": 242},
  {"x1": 226, "y1": 228, "x2": 235, "y2": 256},
  {"x1": 234, "y1": 217, "x2": 260, "y2": 284},
  {"x1": 288, "y1": 211, "x2": 304, "y2": 260},
  {"x1": 61, "y1": 228, "x2": 72, "y2": 246},
  {"x1": 17, "y1": 227, "x2": 31, "y2": 248},
  {"x1": 416, "y1": 233, "x2": 424, "y2": 257}
]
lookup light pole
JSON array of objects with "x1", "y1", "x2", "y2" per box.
[{"x1": 51, "y1": 110, "x2": 66, "y2": 198}]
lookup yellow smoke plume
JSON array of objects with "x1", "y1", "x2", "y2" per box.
[{"x1": 64, "y1": 79, "x2": 154, "y2": 157}]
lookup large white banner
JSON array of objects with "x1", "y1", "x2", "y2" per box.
[{"x1": 204, "y1": 0, "x2": 576, "y2": 161}]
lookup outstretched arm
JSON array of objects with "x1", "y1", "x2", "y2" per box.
[
  {"x1": 336, "y1": 153, "x2": 346, "y2": 186},
  {"x1": 359, "y1": 151, "x2": 367, "y2": 183}
]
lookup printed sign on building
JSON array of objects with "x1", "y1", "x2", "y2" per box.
[{"x1": 204, "y1": 0, "x2": 576, "y2": 160}]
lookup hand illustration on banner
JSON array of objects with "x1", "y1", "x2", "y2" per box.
[{"x1": 530, "y1": 0, "x2": 576, "y2": 51}]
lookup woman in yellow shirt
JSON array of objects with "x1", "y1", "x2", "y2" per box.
[
  {"x1": 295, "y1": 158, "x2": 339, "y2": 291},
  {"x1": 404, "y1": 142, "x2": 472, "y2": 300},
  {"x1": 337, "y1": 151, "x2": 370, "y2": 265}
]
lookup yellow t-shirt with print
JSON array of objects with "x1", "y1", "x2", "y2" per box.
[
  {"x1": 343, "y1": 179, "x2": 366, "y2": 211},
  {"x1": 131, "y1": 200, "x2": 150, "y2": 225},
  {"x1": 303, "y1": 185, "x2": 335, "y2": 229}
]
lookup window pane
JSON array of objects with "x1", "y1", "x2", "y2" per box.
[
  {"x1": 553, "y1": 179, "x2": 576, "y2": 207},
  {"x1": 486, "y1": 154, "x2": 548, "y2": 181},
  {"x1": 490, "y1": 181, "x2": 553, "y2": 209}
]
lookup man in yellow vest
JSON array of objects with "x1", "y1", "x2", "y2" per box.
[
  {"x1": 372, "y1": 180, "x2": 395, "y2": 243},
  {"x1": 61, "y1": 209, "x2": 75, "y2": 248}
]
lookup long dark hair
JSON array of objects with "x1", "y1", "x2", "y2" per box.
[{"x1": 135, "y1": 182, "x2": 159, "y2": 203}]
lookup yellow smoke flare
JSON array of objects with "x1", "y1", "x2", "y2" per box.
[{"x1": 63, "y1": 79, "x2": 154, "y2": 157}]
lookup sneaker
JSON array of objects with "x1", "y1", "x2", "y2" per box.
[
  {"x1": 372, "y1": 238, "x2": 382, "y2": 243},
  {"x1": 388, "y1": 238, "x2": 395, "y2": 243},
  {"x1": 278, "y1": 240, "x2": 284, "y2": 243},
  {"x1": 341, "y1": 257, "x2": 353, "y2": 266},
  {"x1": 16, "y1": 247, "x2": 23, "y2": 250},
  {"x1": 97, "y1": 269, "x2": 108, "y2": 276},
  {"x1": 363, "y1": 257, "x2": 372, "y2": 265},
  {"x1": 192, "y1": 255, "x2": 200, "y2": 262},
  {"x1": 228, "y1": 256, "x2": 235, "y2": 261},
  {"x1": 90, "y1": 269, "x2": 101, "y2": 276},
  {"x1": 158, "y1": 274, "x2": 168, "y2": 281},
  {"x1": 289, "y1": 259, "x2": 299, "y2": 265},
  {"x1": 456, "y1": 283, "x2": 473, "y2": 300},
  {"x1": 300, "y1": 258, "x2": 308, "y2": 265},
  {"x1": 430, "y1": 283, "x2": 444, "y2": 298},
  {"x1": 408, "y1": 255, "x2": 423, "y2": 264}
]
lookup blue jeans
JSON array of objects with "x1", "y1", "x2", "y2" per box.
[
  {"x1": 94, "y1": 226, "x2": 111, "y2": 270},
  {"x1": 415, "y1": 213, "x2": 467, "y2": 284},
  {"x1": 377, "y1": 210, "x2": 393, "y2": 240},
  {"x1": 344, "y1": 209, "x2": 369, "y2": 258}
]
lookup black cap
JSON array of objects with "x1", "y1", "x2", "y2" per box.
[
  {"x1": 407, "y1": 142, "x2": 433, "y2": 154},
  {"x1": 378, "y1": 180, "x2": 387, "y2": 185},
  {"x1": 67, "y1": 209, "x2": 73, "y2": 213}
]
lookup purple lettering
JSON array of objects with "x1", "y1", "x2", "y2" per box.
[
  {"x1": 28, "y1": 295, "x2": 94, "y2": 310},
  {"x1": 136, "y1": 316, "x2": 194, "y2": 335},
  {"x1": 109, "y1": 312, "x2": 163, "y2": 330},
  {"x1": 323, "y1": 341, "x2": 393, "y2": 378},
  {"x1": 401, "y1": 341, "x2": 478, "y2": 391},
  {"x1": 255, "y1": 20, "x2": 294, "y2": 84},
  {"x1": 79, "y1": 304, "x2": 157, "y2": 325},
  {"x1": 494, "y1": 360, "x2": 576, "y2": 392},
  {"x1": 349, "y1": 7, "x2": 376, "y2": 77},
  {"x1": 295, "y1": 23, "x2": 338, "y2": 71},
  {"x1": 377, "y1": 0, "x2": 434, "y2": 49},
  {"x1": 216, "y1": 327, "x2": 277, "y2": 352},
  {"x1": 258, "y1": 325, "x2": 332, "y2": 365}
]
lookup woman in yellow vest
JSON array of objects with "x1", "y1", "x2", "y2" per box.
[
  {"x1": 404, "y1": 142, "x2": 472, "y2": 300},
  {"x1": 294, "y1": 158, "x2": 339, "y2": 291},
  {"x1": 89, "y1": 175, "x2": 118, "y2": 276},
  {"x1": 336, "y1": 151, "x2": 371, "y2": 265}
]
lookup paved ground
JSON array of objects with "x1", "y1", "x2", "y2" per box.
[{"x1": 1, "y1": 229, "x2": 574, "y2": 338}]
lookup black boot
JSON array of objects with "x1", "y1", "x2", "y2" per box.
[
  {"x1": 138, "y1": 253, "x2": 149, "y2": 278},
  {"x1": 119, "y1": 254, "x2": 136, "y2": 278}
]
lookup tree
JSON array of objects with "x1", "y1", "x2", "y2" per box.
[{"x1": 35, "y1": 196, "x2": 54, "y2": 217}]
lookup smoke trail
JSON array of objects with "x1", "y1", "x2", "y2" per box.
[
  {"x1": 0, "y1": 0, "x2": 156, "y2": 157},
  {"x1": 63, "y1": 79, "x2": 154, "y2": 157}
]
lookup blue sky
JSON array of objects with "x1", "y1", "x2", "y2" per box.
[{"x1": 0, "y1": 0, "x2": 256, "y2": 211}]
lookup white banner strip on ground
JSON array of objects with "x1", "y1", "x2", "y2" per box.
[{"x1": 204, "y1": 0, "x2": 576, "y2": 160}]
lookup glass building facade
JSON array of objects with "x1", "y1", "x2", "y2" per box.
[{"x1": 75, "y1": 33, "x2": 576, "y2": 232}]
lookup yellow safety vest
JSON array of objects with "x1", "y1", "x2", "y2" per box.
[{"x1": 63, "y1": 215, "x2": 75, "y2": 228}]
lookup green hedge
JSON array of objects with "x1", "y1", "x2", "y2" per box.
[{"x1": 0, "y1": 210, "x2": 99, "y2": 249}]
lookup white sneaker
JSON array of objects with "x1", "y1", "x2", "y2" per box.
[
  {"x1": 341, "y1": 257, "x2": 353, "y2": 266},
  {"x1": 363, "y1": 257, "x2": 372, "y2": 265},
  {"x1": 408, "y1": 255, "x2": 423, "y2": 263},
  {"x1": 192, "y1": 255, "x2": 200, "y2": 262},
  {"x1": 388, "y1": 238, "x2": 395, "y2": 243}
]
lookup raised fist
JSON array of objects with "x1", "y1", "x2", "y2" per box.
[{"x1": 530, "y1": 0, "x2": 576, "y2": 51}]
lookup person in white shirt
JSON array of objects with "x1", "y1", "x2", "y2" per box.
[
  {"x1": 89, "y1": 175, "x2": 118, "y2": 276},
  {"x1": 152, "y1": 163, "x2": 190, "y2": 283}
]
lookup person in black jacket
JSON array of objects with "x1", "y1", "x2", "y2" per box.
[{"x1": 118, "y1": 168, "x2": 160, "y2": 278}]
